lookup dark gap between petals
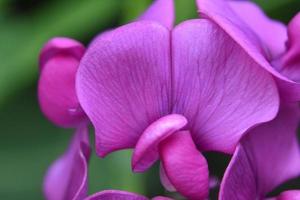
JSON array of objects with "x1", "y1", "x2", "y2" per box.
[
  {"x1": 204, "y1": 151, "x2": 231, "y2": 199},
  {"x1": 266, "y1": 176, "x2": 300, "y2": 198}
]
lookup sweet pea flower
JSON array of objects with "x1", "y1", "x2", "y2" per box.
[
  {"x1": 76, "y1": 0, "x2": 280, "y2": 199},
  {"x1": 194, "y1": 0, "x2": 300, "y2": 199}
]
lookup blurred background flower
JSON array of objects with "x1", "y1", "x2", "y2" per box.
[{"x1": 0, "y1": 0, "x2": 299, "y2": 199}]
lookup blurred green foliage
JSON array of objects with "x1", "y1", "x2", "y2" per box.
[{"x1": 0, "y1": 0, "x2": 299, "y2": 199}]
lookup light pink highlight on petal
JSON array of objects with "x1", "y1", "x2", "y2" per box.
[
  {"x1": 139, "y1": 0, "x2": 175, "y2": 29},
  {"x1": 40, "y1": 37, "x2": 85, "y2": 71},
  {"x1": 276, "y1": 190, "x2": 300, "y2": 200},
  {"x1": 84, "y1": 190, "x2": 148, "y2": 200},
  {"x1": 132, "y1": 114, "x2": 187, "y2": 172},
  {"x1": 160, "y1": 131, "x2": 209, "y2": 200}
]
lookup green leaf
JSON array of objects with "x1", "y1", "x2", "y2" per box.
[{"x1": 120, "y1": 0, "x2": 152, "y2": 23}]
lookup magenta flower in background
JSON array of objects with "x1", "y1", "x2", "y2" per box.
[
  {"x1": 38, "y1": 37, "x2": 92, "y2": 199},
  {"x1": 76, "y1": 0, "x2": 281, "y2": 199},
  {"x1": 195, "y1": 0, "x2": 300, "y2": 199},
  {"x1": 38, "y1": 37, "x2": 87, "y2": 128}
]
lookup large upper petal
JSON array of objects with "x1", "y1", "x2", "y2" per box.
[
  {"x1": 38, "y1": 37, "x2": 87, "y2": 128},
  {"x1": 43, "y1": 125, "x2": 90, "y2": 200},
  {"x1": 197, "y1": 0, "x2": 300, "y2": 101},
  {"x1": 219, "y1": 103, "x2": 300, "y2": 200},
  {"x1": 77, "y1": 21, "x2": 171, "y2": 157},
  {"x1": 227, "y1": 0, "x2": 287, "y2": 59},
  {"x1": 172, "y1": 19, "x2": 279, "y2": 153},
  {"x1": 138, "y1": 0, "x2": 174, "y2": 30}
]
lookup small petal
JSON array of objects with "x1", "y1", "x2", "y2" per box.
[
  {"x1": 43, "y1": 125, "x2": 90, "y2": 200},
  {"x1": 40, "y1": 37, "x2": 85, "y2": 71},
  {"x1": 172, "y1": 19, "x2": 279, "y2": 153},
  {"x1": 77, "y1": 21, "x2": 171, "y2": 157},
  {"x1": 276, "y1": 190, "x2": 300, "y2": 200},
  {"x1": 197, "y1": 0, "x2": 300, "y2": 101},
  {"x1": 85, "y1": 190, "x2": 148, "y2": 200},
  {"x1": 220, "y1": 103, "x2": 300, "y2": 200},
  {"x1": 138, "y1": 0, "x2": 175, "y2": 29},
  {"x1": 132, "y1": 114, "x2": 187, "y2": 172},
  {"x1": 38, "y1": 38, "x2": 86, "y2": 128},
  {"x1": 227, "y1": 0, "x2": 287, "y2": 59},
  {"x1": 159, "y1": 131, "x2": 209, "y2": 200}
]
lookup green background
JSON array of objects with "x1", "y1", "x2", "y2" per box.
[{"x1": 0, "y1": 0, "x2": 299, "y2": 199}]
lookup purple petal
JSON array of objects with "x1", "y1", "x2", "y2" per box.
[
  {"x1": 276, "y1": 190, "x2": 300, "y2": 200},
  {"x1": 159, "y1": 131, "x2": 209, "y2": 200},
  {"x1": 84, "y1": 190, "x2": 148, "y2": 200},
  {"x1": 196, "y1": 0, "x2": 300, "y2": 101},
  {"x1": 44, "y1": 125, "x2": 90, "y2": 200},
  {"x1": 276, "y1": 13, "x2": 300, "y2": 82},
  {"x1": 132, "y1": 114, "x2": 187, "y2": 172},
  {"x1": 227, "y1": 0, "x2": 287, "y2": 59},
  {"x1": 77, "y1": 21, "x2": 171, "y2": 157},
  {"x1": 138, "y1": 0, "x2": 174, "y2": 29},
  {"x1": 38, "y1": 38, "x2": 86, "y2": 128},
  {"x1": 172, "y1": 19, "x2": 279, "y2": 153},
  {"x1": 219, "y1": 103, "x2": 300, "y2": 200}
]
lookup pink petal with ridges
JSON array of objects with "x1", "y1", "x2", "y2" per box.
[{"x1": 160, "y1": 131, "x2": 209, "y2": 200}]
